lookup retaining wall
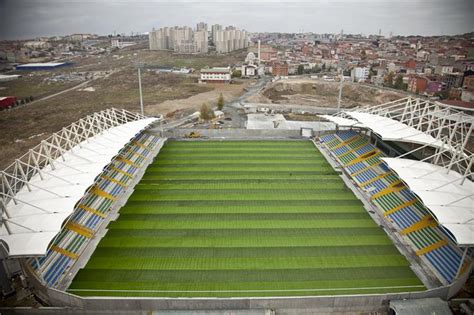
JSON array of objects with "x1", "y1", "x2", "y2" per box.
[{"x1": 38, "y1": 285, "x2": 451, "y2": 312}]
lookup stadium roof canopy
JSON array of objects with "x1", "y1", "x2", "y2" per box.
[
  {"x1": 0, "y1": 109, "x2": 157, "y2": 257},
  {"x1": 382, "y1": 157, "x2": 474, "y2": 247},
  {"x1": 344, "y1": 111, "x2": 449, "y2": 149},
  {"x1": 319, "y1": 114, "x2": 365, "y2": 128},
  {"x1": 324, "y1": 97, "x2": 473, "y2": 155}
]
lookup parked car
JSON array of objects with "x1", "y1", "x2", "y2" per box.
[{"x1": 0, "y1": 96, "x2": 17, "y2": 110}]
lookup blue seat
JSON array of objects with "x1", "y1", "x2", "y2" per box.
[
  {"x1": 336, "y1": 131, "x2": 357, "y2": 141},
  {"x1": 424, "y1": 251, "x2": 452, "y2": 283},
  {"x1": 355, "y1": 145, "x2": 373, "y2": 156}
]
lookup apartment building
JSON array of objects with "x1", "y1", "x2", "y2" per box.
[{"x1": 149, "y1": 26, "x2": 207, "y2": 53}]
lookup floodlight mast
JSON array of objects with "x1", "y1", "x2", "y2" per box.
[
  {"x1": 337, "y1": 72, "x2": 343, "y2": 112},
  {"x1": 138, "y1": 66, "x2": 144, "y2": 116},
  {"x1": 337, "y1": 58, "x2": 343, "y2": 112}
]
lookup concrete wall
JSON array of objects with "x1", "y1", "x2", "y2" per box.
[
  {"x1": 448, "y1": 260, "x2": 473, "y2": 299},
  {"x1": 39, "y1": 285, "x2": 451, "y2": 312}
]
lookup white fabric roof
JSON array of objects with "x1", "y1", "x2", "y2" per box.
[
  {"x1": 17, "y1": 62, "x2": 66, "y2": 67},
  {"x1": 344, "y1": 111, "x2": 452, "y2": 151},
  {"x1": 0, "y1": 118, "x2": 157, "y2": 257},
  {"x1": 382, "y1": 157, "x2": 474, "y2": 247},
  {"x1": 319, "y1": 115, "x2": 365, "y2": 127}
]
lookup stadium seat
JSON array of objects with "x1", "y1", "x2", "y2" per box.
[
  {"x1": 318, "y1": 131, "x2": 467, "y2": 285},
  {"x1": 29, "y1": 134, "x2": 165, "y2": 288}
]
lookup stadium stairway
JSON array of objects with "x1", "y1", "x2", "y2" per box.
[
  {"x1": 319, "y1": 130, "x2": 469, "y2": 285},
  {"x1": 29, "y1": 132, "x2": 165, "y2": 288}
]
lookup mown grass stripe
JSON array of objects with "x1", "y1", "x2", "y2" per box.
[
  {"x1": 90, "y1": 244, "x2": 400, "y2": 258},
  {"x1": 119, "y1": 204, "x2": 366, "y2": 214},
  {"x1": 72, "y1": 266, "x2": 418, "y2": 283},
  {"x1": 115, "y1": 212, "x2": 371, "y2": 221},
  {"x1": 97, "y1": 235, "x2": 395, "y2": 248},
  {"x1": 83, "y1": 255, "x2": 411, "y2": 271},
  {"x1": 107, "y1": 219, "x2": 377, "y2": 230}
]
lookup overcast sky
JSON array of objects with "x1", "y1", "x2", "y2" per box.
[{"x1": 0, "y1": 0, "x2": 473, "y2": 40}]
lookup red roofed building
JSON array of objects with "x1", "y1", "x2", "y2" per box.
[
  {"x1": 408, "y1": 76, "x2": 428, "y2": 94},
  {"x1": 405, "y1": 59, "x2": 417, "y2": 69},
  {"x1": 271, "y1": 62, "x2": 289, "y2": 76}
]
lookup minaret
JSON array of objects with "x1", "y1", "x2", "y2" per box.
[{"x1": 257, "y1": 40, "x2": 261, "y2": 63}]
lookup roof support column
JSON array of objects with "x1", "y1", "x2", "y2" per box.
[
  {"x1": 446, "y1": 145, "x2": 461, "y2": 174},
  {"x1": 1, "y1": 172, "x2": 67, "y2": 198},
  {"x1": 425, "y1": 104, "x2": 438, "y2": 134},
  {"x1": 0, "y1": 194, "x2": 52, "y2": 214},
  {"x1": 0, "y1": 201, "x2": 12, "y2": 233},
  {"x1": 29, "y1": 150, "x2": 44, "y2": 181},
  {"x1": 436, "y1": 113, "x2": 448, "y2": 141},
  {"x1": 15, "y1": 161, "x2": 31, "y2": 192},
  {"x1": 400, "y1": 98, "x2": 410, "y2": 122},
  {"x1": 460, "y1": 123, "x2": 472, "y2": 154},
  {"x1": 461, "y1": 158, "x2": 473, "y2": 185},
  {"x1": 434, "y1": 139, "x2": 445, "y2": 165},
  {"x1": 1, "y1": 174, "x2": 17, "y2": 206},
  {"x1": 417, "y1": 102, "x2": 429, "y2": 130}
]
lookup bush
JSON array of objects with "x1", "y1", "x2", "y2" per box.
[
  {"x1": 232, "y1": 69, "x2": 242, "y2": 78},
  {"x1": 297, "y1": 65, "x2": 304, "y2": 75},
  {"x1": 217, "y1": 93, "x2": 224, "y2": 110},
  {"x1": 200, "y1": 103, "x2": 215, "y2": 121}
]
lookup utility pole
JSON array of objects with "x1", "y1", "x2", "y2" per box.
[
  {"x1": 138, "y1": 65, "x2": 144, "y2": 116},
  {"x1": 337, "y1": 59, "x2": 344, "y2": 112}
]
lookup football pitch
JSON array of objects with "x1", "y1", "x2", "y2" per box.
[{"x1": 68, "y1": 140, "x2": 424, "y2": 297}]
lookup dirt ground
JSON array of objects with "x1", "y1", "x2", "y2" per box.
[
  {"x1": 252, "y1": 78, "x2": 405, "y2": 108},
  {"x1": 146, "y1": 81, "x2": 252, "y2": 117}
]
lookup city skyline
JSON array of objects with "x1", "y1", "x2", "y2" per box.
[{"x1": 1, "y1": 0, "x2": 473, "y2": 40}]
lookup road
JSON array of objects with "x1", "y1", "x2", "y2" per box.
[{"x1": 223, "y1": 75, "x2": 272, "y2": 128}]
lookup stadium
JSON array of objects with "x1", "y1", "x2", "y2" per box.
[{"x1": 0, "y1": 97, "x2": 473, "y2": 313}]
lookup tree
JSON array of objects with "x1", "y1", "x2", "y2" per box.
[
  {"x1": 384, "y1": 71, "x2": 395, "y2": 87},
  {"x1": 200, "y1": 103, "x2": 215, "y2": 121},
  {"x1": 217, "y1": 93, "x2": 224, "y2": 110},
  {"x1": 321, "y1": 63, "x2": 326, "y2": 72},
  {"x1": 297, "y1": 65, "x2": 304, "y2": 75},
  {"x1": 434, "y1": 90, "x2": 449, "y2": 100},
  {"x1": 232, "y1": 69, "x2": 241, "y2": 78},
  {"x1": 393, "y1": 75, "x2": 406, "y2": 90}
]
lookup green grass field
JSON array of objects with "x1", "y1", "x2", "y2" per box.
[{"x1": 68, "y1": 140, "x2": 424, "y2": 297}]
